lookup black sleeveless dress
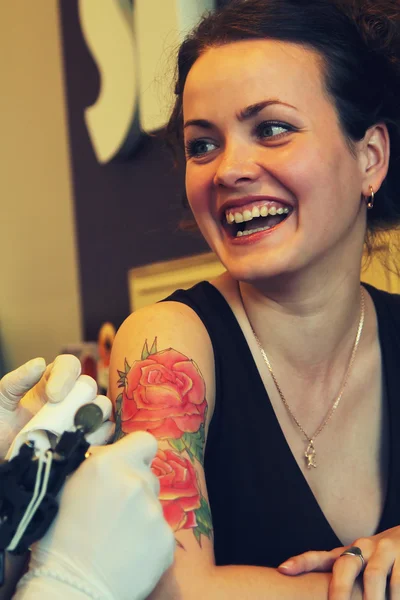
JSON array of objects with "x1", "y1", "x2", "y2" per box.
[{"x1": 164, "y1": 282, "x2": 400, "y2": 568}]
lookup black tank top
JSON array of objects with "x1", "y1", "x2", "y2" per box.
[{"x1": 164, "y1": 282, "x2": 400, "y2": 567}]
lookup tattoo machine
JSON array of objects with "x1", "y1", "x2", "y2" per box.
[{"x1": 0, "y1": 402, "x2": 104, "y2": 586}]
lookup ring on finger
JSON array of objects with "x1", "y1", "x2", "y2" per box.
[{"x1": 340, "y1": 546, "x2": 366, "y2": 570}]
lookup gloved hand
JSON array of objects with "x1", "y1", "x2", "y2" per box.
[
  {"x1": 0, "y1": 355, "x2": 83, "y2": 459},
  {"x1": 14, "y1": 432, "x2": 176, "y2": 600}
]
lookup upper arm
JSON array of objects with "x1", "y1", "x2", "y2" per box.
[{"x1": 109, "y1": 301, "x2": 217, "y2": 581}]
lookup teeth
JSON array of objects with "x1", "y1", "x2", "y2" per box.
[
  {"x1": 226, "y1": 205, "x2": 291, "y2": 224},
  {"x1": 237, "y1": 225, "x2": 271, "y2": 237},
  {"x1": 234, "y1": 213, "x2": 244, "y2": 223}
]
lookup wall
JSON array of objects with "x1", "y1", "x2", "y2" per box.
[
  {"x1": 59, "y1": 1, "x2": 210, "y2": 341},
  {"x1": 0, "y1": 1, "x2": 82, "y2": 370}
]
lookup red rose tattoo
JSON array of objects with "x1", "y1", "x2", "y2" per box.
[
  {"x1": 152, "y1": 449, "x2": 201, "y2": 532},
  {"x1": 120, "y1": 347, "x2": 207, "y2": 439},
  {"x1": 114, "y1": 339, "x2": 213, "y2": 547}
]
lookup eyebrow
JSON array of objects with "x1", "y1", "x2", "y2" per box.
[
  {"x1": 238, "y1": 99, "x2": 298, "y2": 121},
  {"x1": 183, "y1": 99, "x2": 298, "y2": 130}
]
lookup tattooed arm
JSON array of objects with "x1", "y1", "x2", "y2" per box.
[{"x1": 109, "y1": 302, "x2": 362, "y2": 600}]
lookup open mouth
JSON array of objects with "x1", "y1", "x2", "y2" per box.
[{"x1": 224, "y1": 203, "x2": 293, "y2": 238}]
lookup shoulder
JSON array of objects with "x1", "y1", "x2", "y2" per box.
[
  {"x1": 109, "y1": 300, "x2": 216, "y2": 433},
  {"x1": 114, "y1": 299, "x2": 214, "y2": 357}
]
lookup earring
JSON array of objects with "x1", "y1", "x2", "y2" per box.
[{"x1": 366, "y1": 186, "x2": 375, "y2": 210}]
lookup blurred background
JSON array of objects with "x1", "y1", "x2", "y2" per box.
[
  {"x1": 0, "y1": 0, "x2": 397, "y2": 381},
  {"x1": 0, "y1": 0, "x2": 227, "y2": 376}
]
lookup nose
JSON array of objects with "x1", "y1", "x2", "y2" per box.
[{"x1": 213, "y1": 144, "x2": 262, "y2": 188}]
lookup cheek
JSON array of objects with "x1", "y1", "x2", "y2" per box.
[
  {"x1": 264, "y1": 145, "x2": 319, "y2": 206},
  {"x1": 185, "y1": 166, "x2": 221, "y2": 250},
  {"x1": 185, "y1": 165, "x2": 214, "y2": 213},
  {"x1": 280, "y1": 139, "x2": 357, "y2": 208}
]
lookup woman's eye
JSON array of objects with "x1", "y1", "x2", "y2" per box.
[
  {"x1": 255, "y1": 121, "x2": 295, "y2": 140},
  {"x1": 185, "y1": 139, "x2": 217, "y2": 158}
]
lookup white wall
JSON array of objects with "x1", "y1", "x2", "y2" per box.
[{"x1": 0, "y1": 1, "x2": 82, "y2": 370}]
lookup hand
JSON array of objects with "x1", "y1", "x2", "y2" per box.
[
  {"x1": 6, "y1": 373, "x2": 115, "y2": 461},
  {"x1": 0, "y1": 355, "x2": 82, "y2": 458},
  {"x1": 278, "y1": 527, "x2": 400, "y2": 600},
  {"x1": 15, "y1": 432, "x2": 176, "y2": 600}
]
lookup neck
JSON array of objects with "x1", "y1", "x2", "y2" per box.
[{"x1": 239, "y1": 271, "x2": 365, "y2": 380}]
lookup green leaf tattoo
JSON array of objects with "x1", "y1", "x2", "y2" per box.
[
  {"x1": 195, "y1": 496, "x2": 213, "y2": 540},
  {"x1": 141, "y1": 337, "x2": 158, "y2": 360},
  {"x1": 149, "y1": 337, "x2": 158, "y2": 355},
  {"x1": 168, "y1": 438, "x2": 186, "y2": 453},
  {"x1": 117, "y1": 358, "x2": 131, "y2": 389},
  {"x1": 181, "y1": 426, "x2": 206, "y2": 463},
  {"x1": 193, "y1": 528, "x2": 202, "y2": 547},
  {"x1": 141, "y1": 339, "x2": 150, "y2": 360},
  {"x1": 168, "y1": 422, "x2": 206, "y2": 464},
  {"x1": 113, "y1": 392, "x2": 126, "y2": 442}
]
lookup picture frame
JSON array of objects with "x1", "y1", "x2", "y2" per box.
[{"x1": 128, "y1": 252, "x2": 225, "y2": 311}]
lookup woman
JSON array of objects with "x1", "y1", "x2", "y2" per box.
[{"x1": 110, "y1": 0, "x2": 400, "y2": 598}]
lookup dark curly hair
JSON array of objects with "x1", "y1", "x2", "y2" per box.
[{"x1": 167, "y1": 0, "x2": 400, "y2": 244}]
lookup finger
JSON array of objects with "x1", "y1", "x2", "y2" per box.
[
  {"x1": 89, "y1": 431, "x2": 160, "y2": 499},
  {"x1": 86, "y1": 421, "x2": 115, "y2": 446},
  {"x1": 111, "y1": 431, "x2": 159, "y2": 467},
  {"x1": 24, "y1": 375, "x2": 98, "y2": 429},
  {"x1": 363, "y1": 542, "x2": 395, "y2": 600},
  {"x1": 88, "y1": 432, "x2": 160, "y2": 496},
  {"x1": 121, "y1": 432, "x2": 161, "y2": 497},
  {"x1": 118, "y1": 432, "x2": 160, "y2": 497},
  {"x1": 329, "y1": 553, "x2": 363, "y2": 600},
  {"x1": 0, "y1": 358, "x2": 46, "y2": 410},
  {"x1": 92, "y1": 395, "x2": 112, "y2": 422},
  {"x1": 78, "y1": 395, "x2": 112, "y2": 444},
  {"x1": 128, "y1": 459, "x2": 161, "y2": 497},
  {"x1": 278, "y1": 548, "x2": 344, "y2": 575},
  {"x1": 42, "y1": 354, "x2": 82, "y2": 404},
  {"x1": 75, "y1": 374, "x2": 97, "y2": 395}
]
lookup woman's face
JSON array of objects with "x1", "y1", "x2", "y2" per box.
[{"x1": 182, "y1": 40, "x2": 368, "y2": 283}]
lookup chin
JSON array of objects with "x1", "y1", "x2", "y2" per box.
[
  {"x1": 219, "y1": 253, "x2": 301, "y2": 285},
  {"x1": 212, "y1": 223, "x2": 345, "y2": 286}
]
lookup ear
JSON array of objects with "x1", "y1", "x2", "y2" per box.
[{"x1": 359, "y1": 123, "x2": 390, "y2": 196}]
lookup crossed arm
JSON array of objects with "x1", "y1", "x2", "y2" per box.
[{"x1": 109, "y1": 301, "x2": 363, "y2": 600}]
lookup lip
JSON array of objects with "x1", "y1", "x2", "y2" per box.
[{"x1": 219, "y1": 195, "x2": 293, "y2": 221}]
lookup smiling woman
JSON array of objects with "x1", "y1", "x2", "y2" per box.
[{"x1": 109, "y1": 1, "x2": 400, "y2": 599}]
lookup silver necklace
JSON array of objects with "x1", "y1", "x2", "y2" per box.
[{"x1": 239, "y1": 286, "x2": 365, "y2": 469}]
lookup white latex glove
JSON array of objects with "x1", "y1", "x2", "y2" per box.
[
  {"x1": 4, "y1": 368, "x2": 115, "y2": 463},
  {"x1": 14, "y1": 432, "x2": 175, "y2": 600},
  {"x1": 6, "y1": 374, "x2": 115, "y2": 461},
  {"x1": 0, "y1": 355, "x2": 82, "y2": 458}
]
